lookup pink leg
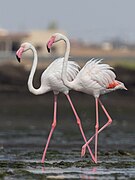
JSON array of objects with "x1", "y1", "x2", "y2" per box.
[
  {"x1": 41, "y1": 94, "x2": 57, "y2": 163},
  {"x1": 66, "y1": 94, "x2": 96, "y2": 163},
  {"x1": 95, "y1": 98, "x2": 99, "y2": 163},
  {"x1": 81, "y1": 99, "x2": 112, "y2": 158}
]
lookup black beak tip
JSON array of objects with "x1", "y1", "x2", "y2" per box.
[
  {"x1": 47, "y1": 46, "x2": 50, "y2": 53},
  {"x1": 16, "y1": 55, "x2": 21, "y2": 63}
]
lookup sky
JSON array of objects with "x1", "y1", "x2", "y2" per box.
[{"x1": 0, "y1": 0, "x2": 135, "y2": 43}]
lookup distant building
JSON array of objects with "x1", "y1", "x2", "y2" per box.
[{"x1": 0, "y1": 28, "x2": 66, "y2": 56}]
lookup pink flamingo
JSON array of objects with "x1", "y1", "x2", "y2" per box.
[
  {"x1": 16, "y1": 42, "x2": 95, "y2": 163},
  {"x1": 47, "y1": 33, "x2": 127, "y2": 163}
]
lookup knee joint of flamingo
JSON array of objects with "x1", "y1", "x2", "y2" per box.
[
  {"x1": 108, "y1": 118, "x2": 112, "y2": 124},
  {"x1": 52, "y1": 122, "x2": 56, "y2": 128},
  {"x1": 95, "y1": 124, "x2": 99, "y2": 130}
]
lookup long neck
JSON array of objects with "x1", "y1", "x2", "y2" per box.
[
  {"x1": 61, "y1": 36, "x2": 74, "y2": 89},
  {"x1": 27, "y1": 46, "x2": 44, "y2": 95}
]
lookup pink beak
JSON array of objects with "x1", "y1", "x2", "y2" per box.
[
  {"x1": 46, "y1": 36, "x2": 55, "y2": 53},
  {"x1": 16, "y1": 47, "x2": 24, "y2": 62}
]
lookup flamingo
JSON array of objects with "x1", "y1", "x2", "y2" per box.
[
  {"x1": 16, "y1": 42, "x2": 96, "y2": 163},
  {"x1": 47, "y1": 33, "x2": 127, "y2": 163}
]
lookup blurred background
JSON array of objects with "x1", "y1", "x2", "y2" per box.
[{"x1": 0, "y1": 0, "x2": 135, "y2": 179}]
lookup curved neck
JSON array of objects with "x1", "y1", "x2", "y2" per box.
[
  {"x1": 27, "y1": 46, "x2": 44, "y2": 95},
  {"x1": 61, "y1": 36, "x2": 74, "y2": 89}
]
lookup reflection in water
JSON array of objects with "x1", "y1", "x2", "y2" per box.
[{"x1": 80, "y1": 167, "x2": 97, "y2": 179}]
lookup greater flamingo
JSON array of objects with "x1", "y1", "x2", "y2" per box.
[
  {"x1": 16, "y1": 42, "x2": 95, "y2": 163},
  {"x1": 47, "y1": 33, "x2": 127, "y2": 163}
]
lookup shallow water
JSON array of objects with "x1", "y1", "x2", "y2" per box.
[
  {"x1": 0, "y1": 92, "x2": 135, "y2": 179},
  {"x1": 0, "y1": 145, "x2": 134, "y2": 179}
]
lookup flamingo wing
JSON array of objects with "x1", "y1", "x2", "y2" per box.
[
  {"x1": 66, "y1": 60, "x2": 81, "y2": 81},
  {"x1": 83, "y1": 59, "x2": 116, "y2": 87},
  {"x1": 41, "y1": 57, "x2": 80, "y2": 85}
]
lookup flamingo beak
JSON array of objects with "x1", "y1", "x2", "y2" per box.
[
  {"x1": 16, "y1": 47, "x2": 24, "y2": 63},
  {"x1": 46, "y1": 36, "x2": 56, "y2": 53},
  {"x1": 47, "y1": 45, "x2": 50, "y2": 53},
  {"x1": 16, "y1": 54, "x2": 20, "y2": 62}
]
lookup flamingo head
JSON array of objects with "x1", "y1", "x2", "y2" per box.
[
  {"x1": 46, "y1": 33, "x2": 64, "y2": 53},
  {"x1": 16, "y1": 42, "x2": 32, "y2": 62}
]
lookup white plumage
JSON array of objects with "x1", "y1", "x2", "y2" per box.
[
  {"x1": 41, "y1": 57, "x2": 80, "y2": 94},
  {"x1": 16, "y1": 42, "x2": 93, "y2": 164},
  {"x1": 16, "y1": 43, "x2": 80, "y2": 95},
  {"x1": 47, "y1": 33, "x2": 127, "y2": 164},
  {"x1": 73, "y1": 58, "x2": 118, "y2": 97}
]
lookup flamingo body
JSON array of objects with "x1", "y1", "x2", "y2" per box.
[
  {"x1": 40, "y1": 57, "x2": 80, "y2": 94},
  {"x1": 47, "y1": 33, "x2": 127, "y2": 163},
  {"x1": 71, "y1": 58, "x2": 123, "y2": 98},
  {"x1": 16, "y1": 42, "x2": 95, "y2": 163}
]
